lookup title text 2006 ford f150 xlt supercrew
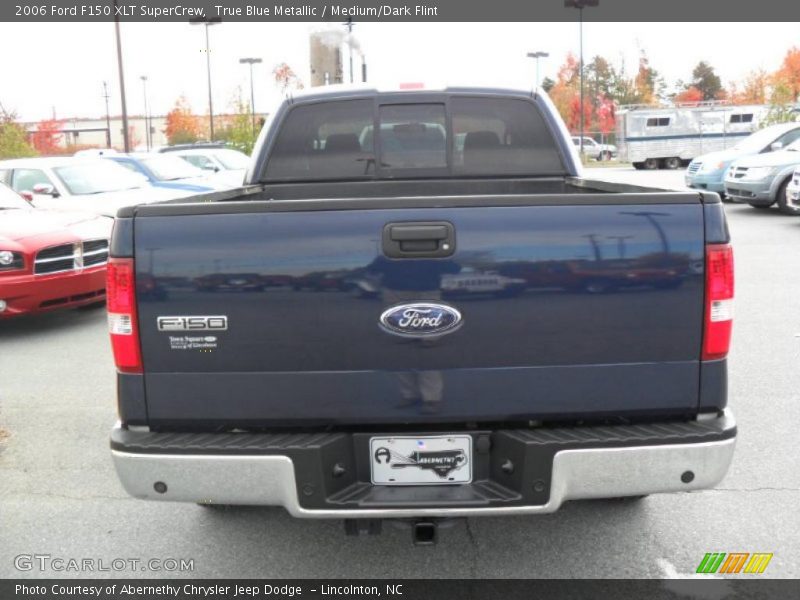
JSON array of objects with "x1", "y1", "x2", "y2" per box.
[{"x1": 107, "y1": 87, "x2": 736, "y2": 530}]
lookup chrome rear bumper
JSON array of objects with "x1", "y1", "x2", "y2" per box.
[{"x1": 111, "y1": 410, "x2": 736, "y2": 518}]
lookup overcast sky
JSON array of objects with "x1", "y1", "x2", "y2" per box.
[{"x1": 0, "y1": 22, "x2": 795, "y2": 122}]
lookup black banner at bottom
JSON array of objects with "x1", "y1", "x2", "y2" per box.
[{"x1": 2, "y1": 580, "x2": 797, "y2": 600}]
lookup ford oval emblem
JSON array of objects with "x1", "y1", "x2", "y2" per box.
[{"x1": 379, "y1": 303, "x2": 463, "y2": 338}]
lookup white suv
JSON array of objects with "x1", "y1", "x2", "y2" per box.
[{"x1": 572, "y1": 136, "x2": 617, "y2": 161}]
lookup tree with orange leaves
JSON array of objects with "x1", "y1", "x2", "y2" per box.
[
  {"x1": 551, "y1": 53, "x2": 622, "y2": 137},
  {"x1": 547, "y1": 53, "x2": 581, "y2": 127},
  {"x1": 728, "y1": 69, "x2": 769, "y2": 105},
  {"x1": 773, "y1": 47, "x2": 800, "y2": 102},
  {"x1": 30, "y1": 118, "x2": 63, "y2": 155},
  {"x1": 674, "y1": 86, "x2": 704, "y2": 104},
  {"x1": 595, "y1": 95, "x2": 615, "y2": 137},
  {"x1": 633, "y1": 54, "x2": 660, "y2": 105},
  {"x1": 565, "y1": 95, "x2": 594, "y2": 133},
  {"x1": 164, "y1": 96, "x2": 202, "y2": 145},
  {"x1": 273, "y1": 63, "x2": 304, "y2": 97}
]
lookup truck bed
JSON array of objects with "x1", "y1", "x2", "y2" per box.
[{"x1": 123, "y1": 176, "x2": 690, "y2": 213}]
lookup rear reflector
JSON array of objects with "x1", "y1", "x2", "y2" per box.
[
  {"x1": 702, "y1": 244, "x2": 734, "y2": 361},
  {"x1": 106, "y1": 257, "x2": 142, "y2": 373}
]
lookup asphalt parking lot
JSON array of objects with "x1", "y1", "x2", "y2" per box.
[{"x1": 1, "y1": 167, "x2": 798, "y2": 579}]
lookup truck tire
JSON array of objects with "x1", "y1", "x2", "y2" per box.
[
  {"x1": 632, "y1": 162, "x2": 645, "y2": 170},
  {"x1": 776, "y1": 179, "x2": 800, "y2": 216},
  {"x1": 664, "y1": 157, "x2": 681, "y2": 170},
  {"x1": 748, "y1": 203, "x2": 772, "y2": 210},
  {"x1": 643, "y1": 158, "x2": 660, "y2": 170}
]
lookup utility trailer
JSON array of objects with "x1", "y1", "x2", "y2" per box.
[{"x1": 616, "y1": 102, "x2": 767, "y2": 169}]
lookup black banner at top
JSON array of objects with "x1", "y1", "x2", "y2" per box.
[{"x1": 4, "y1": 0, "x2": 800, "y2": 22}]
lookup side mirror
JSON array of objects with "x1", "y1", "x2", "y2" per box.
[
  {"x1": 203, "y1": 165, "x2": 220, "y2": 172},
  {"x1": 19, "y1": 190, "x2": 33, "y2": 202},
  {"x1": 32, "y1": 183, "x2": 59, "y2": 197},
  {"x1": 770, "y1": 142, "x2": 784, "y2": 152}
]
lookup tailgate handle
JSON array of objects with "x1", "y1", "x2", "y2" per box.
[
  {"x1": 390, "y1": 225, "x2": 448, "y2": 241},
  {"x1": 382, "y1": 221, "x2": 455, "y2": 258}
]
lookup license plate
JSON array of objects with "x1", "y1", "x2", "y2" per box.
[{"x1": 370, "y1": 435, "x2": 472, "y2": 485}]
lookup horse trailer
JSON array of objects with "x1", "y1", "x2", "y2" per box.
[{"x1": 616, "y1": 103, "x2": 768, "y2": 169}]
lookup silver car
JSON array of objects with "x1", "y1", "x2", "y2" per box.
[
  {"x1": 724, "y1": 139, "x2": 800, "y2": 215},
  {"x1": 785, "y1": 166, "x2": 800, "y2": 214}
]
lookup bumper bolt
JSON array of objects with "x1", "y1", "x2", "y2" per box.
[
  {"x1": 533, "y1": 479, "x2": 546, "y2": 493},
  {"x1": 153, "y1": 481, "x2": 167, "y2": 494},
  {"x1": 302, "y1": 483, "x2": 315, "y2": 496},
  {"x1": 332, "y1": 463, "x2": 346, "y2": 478},
  {"x1": 501, "y1": 459, "x2": 514, "y2": 474},
  {"x1": 681, "y1": 470, "x2": 695, "y2": 484}
]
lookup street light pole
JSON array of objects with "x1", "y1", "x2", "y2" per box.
[
  {"x1": 191, "y1": 17, "x2": 222, "y2": 141},
  {"x1": 565, "y1": 0, "x2": 598, "y2": 157},
  {"x1": 526, "y1": 51, "x2": 549, "y2": 89},
  {"x1": 239, "y1": 57, "x2": 263, "y2": 136},
  {"x1": 140, "y1": 75, "x2": 150, "y2": 151},
  {"x1": 113, "y1": 0, "x2": 130, "y2": 152},
  {"x1": 102, "y1": 81, "x2": 112, "y2": 147},
  {"x1": 579, "y1": 6, "x2": 583, "y2": 153}
]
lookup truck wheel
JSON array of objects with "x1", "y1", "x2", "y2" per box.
[
  {"x1": 664, "y1": 157, "x2": 681, "y2": 170},
  {"x1": 632, "y1": 162, "x2": 645, "y2": 170},
  {"x1": 643, "y1": 158, "x2": 660, "y2": 170},
  {"x1": 776, "y1": 179, "x2": 800, "y2": 216}
]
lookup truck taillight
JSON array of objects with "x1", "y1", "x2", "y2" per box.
[
  {"x1": 107, "y1": 257, "x2": 142, "y2": 373},
  {"x1": 702, "y1": 244, "x2": 734, "y2": 361}
]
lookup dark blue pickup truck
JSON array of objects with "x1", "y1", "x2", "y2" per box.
[{"x1": 106, "y1": 87, "x2": 736, "y2": 529}]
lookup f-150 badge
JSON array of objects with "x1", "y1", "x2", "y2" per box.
[
  {"x1": 157, "y1": 316, "x2": 228, "y2": 331},
  {"x1": 378, "y1": 303, "x2": 462, "y2": 337}
]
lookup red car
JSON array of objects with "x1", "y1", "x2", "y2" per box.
[{"x1": 0, "y1": 183, "x2": 113, "y2": 318}]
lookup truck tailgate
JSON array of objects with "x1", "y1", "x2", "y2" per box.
[{"x1": 134, "y1": 198, "x2": 705, "y2": 426}]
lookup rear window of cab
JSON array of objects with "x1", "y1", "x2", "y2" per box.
[{"x1": 263, "y1": 96, "x2": 565, "y2": 181}]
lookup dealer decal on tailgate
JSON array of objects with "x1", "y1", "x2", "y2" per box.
[{"x1": 370, "y1": 435, "x2": 472, "y2": 485}]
